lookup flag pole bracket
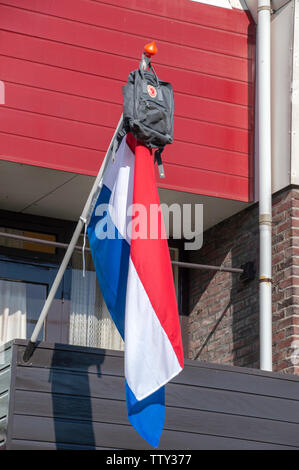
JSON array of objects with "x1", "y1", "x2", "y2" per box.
[{"x1": 22, "y1": 341, "x2": 35, "y2": 363}]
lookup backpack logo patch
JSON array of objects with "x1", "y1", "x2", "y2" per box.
[{"x1": 147, "y1": 84, "x2": 157, "y2": 98}]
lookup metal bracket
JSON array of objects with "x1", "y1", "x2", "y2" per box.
[
  {"x1": 240, "y1": 261, "x2": 256, "y2": 282},
  {"x1": 259, "y1": 276, "x2": 273, "y2": 283},
  {"x1": 259, "y1": 213, "x2": 272, "y2": 226},
  {"x1": 23, "y1": 341, "x2": 36, "y2": 363},
  {"x1": 257, "y1": 4, "x2": 274, "y2": 14}
]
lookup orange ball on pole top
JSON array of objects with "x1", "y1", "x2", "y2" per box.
[{"x1": 144, "y1": 41, "x2": 158, "y2": 57}]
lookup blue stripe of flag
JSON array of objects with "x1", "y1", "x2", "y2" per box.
[{"x1": 87, "y1": 184, "x2": 130, "y2": 339}]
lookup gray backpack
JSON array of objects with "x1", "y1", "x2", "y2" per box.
[{"x1": 115, "y1": 53, "x2": 174, "y2": 177}]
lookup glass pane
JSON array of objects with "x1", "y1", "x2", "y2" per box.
[
  {"x1": 69, "y1": 238, "x2": 124, "y2": 351},
  {"x1": 26, "y1": 283, "x2": 47, "y2": 341},
  {"x1": 0, "y1": 227, "x2": 56, "y2": 253},
  {"x1": 0, "y1": 279, "x2": 47, "y2": 345}
]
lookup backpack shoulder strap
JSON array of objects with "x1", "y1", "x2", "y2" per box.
[{"x1": 111, "y1": 120, "x2": 127, "y2": 162}]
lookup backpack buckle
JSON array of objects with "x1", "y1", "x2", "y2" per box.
[{"x1": 154, "y1": 149, "x2": 165, "y2": 178}]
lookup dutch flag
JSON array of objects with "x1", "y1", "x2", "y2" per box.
[{"x1": 87, "y1": 133, "x2": 184, "y2": 447}]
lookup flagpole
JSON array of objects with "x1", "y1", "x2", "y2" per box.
[{"x1": 23, "y1": 114, "x2": 124, "y2": 362}]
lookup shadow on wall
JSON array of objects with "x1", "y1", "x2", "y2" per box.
[
  {"x1": 49, "y1": 345, "x2": 105, "y2": 450},
  {"x1": 186, "y1": 202, "x2": 260, "y2": 369}
]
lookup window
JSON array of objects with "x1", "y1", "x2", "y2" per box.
[
  {"x1": 0, "y1": 279, "x2": 46, "y2": 346},
  {"x1": 0, "y1": 214, "x2": 70, "y2": 346},
  {"x1": 0, "y1": 227, "x2": 56, "y2": 254},
  {"x1": 0, "y1": 215, "x2": 183, "y2": 352}
]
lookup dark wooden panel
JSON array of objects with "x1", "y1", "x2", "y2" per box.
[
  {"x1": 14, "y1": 365, "x2": 299, "y2": 424},
  {"x1": 166, "y1": 382, "x2": 299, "y2": 423},
  {"x1": 15, "y1": 365, "x2": 126, "y2": 401},
  {"x1": 9, "y1": 413, "x2": 148, "y2": 449},
  {"x1": 172, "y1": 363, "x2": 299, "y2": 401},
  {"x1": 164, "y1": 407, "x2": 299, "y2": 447},
  {"x1": 15, "y1": 339, "x2": 299, "y2": 400},
  {"x1": 12, "y1": 390, "x2": 299, "y2": 447},
  {"x1": 159, "y1": 431, "x2": 293, "y2": 450},
  {"x1": 15, "y1": 338, "x2": 121, "y2": 356},
  {"x1": 14, "y1": 390, "x2": 127, "y2": 424},
  {"x1": 9, "y1": 439, "x2": 117, "y2": 450},
  {"x1": 8, "y1": 436, "x2": 291, "y2": 451},
  {"x1": 8, "y1": 341, "x2": 299, "y2": 450},
  {"x1": 10, "y1": 414, "x2": 294, "y2": 450},
  {"x1": 16, "y1": 342, "x2": 122, "y2": 375}
]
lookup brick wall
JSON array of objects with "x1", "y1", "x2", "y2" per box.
[
  {"x1": 272, "y1": 187, "x2": 299, "y2": 375},
  {"x1": 186, "y1": 185, "x2": 299, "y2": 375}
]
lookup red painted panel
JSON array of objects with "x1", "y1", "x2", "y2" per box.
[
  {"x1": 157, "y1": 163, "x2": 253, "y2": 201},
  {"x1": 0, "y1": 54, "x2": 253, "y2": 107},
  {"x1": 0, "y1": 131, "x2": 251, "y2": 202},
  {"x1": 165, "y1": 141, "x2": 252, "y2": 178},
  {"x1": 0, "y1": 131, "x2": 102, "y2": 174},
  {"x1": 0, "y1": 55, "x2": 123, "y2": 104},
  {"x1": 175, "y1": 95, "x2": 253, "y2": 131},
  {"x1": 0, "y1": 6, "x2": 252, "y2": 82},
  {"x1": 3, "y1": 82, "x2": 122, "y2": 128},
  {"x1": 59, "y1": 0, "x2": 254, "y2": 35},
  {"x1": 0, "y1": 129, "x2": 252, "y2": 183},
  {"x1": 0, "y1": 105, "x2": 250, "y2": 156},
  {"x1": 175, "y1": 118, "x2": 251, "y2": 154},
  {"x1": 0, "y1": 107, "x2": 111, "y2": 151},
  {"x1": 4, "y1": 81, "x2": 252, "y2": 131},
  {"x1": 2, "y1": 0, "x2": 254, "y2": 57},
  {"x1": 2, "y1": 83, "x2": 251, "y2": 178},
  {"x1": 114, "y1": 0, "x2": 254, "y2": 34},
  {"x1": 0, "y1": 0, "x2": 256, "y2": 201}
]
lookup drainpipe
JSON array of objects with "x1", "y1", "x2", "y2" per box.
[{"x1": 257, "y1": 0, "x2": 273, "y2": 371}]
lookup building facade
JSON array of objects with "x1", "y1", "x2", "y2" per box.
[{"x1": 0, "y1": 0, "x2": 298, "y2": 377}]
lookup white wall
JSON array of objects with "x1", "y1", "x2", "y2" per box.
[
  {"x1": 271, "y1": 0, "x2": 294, "y2": 193},
  {"x1": 247, "y1": 0, "x2": 296, "y2": 198},
  {"x1": 291, "y1": 0, "x2": 299, "y2": 185}
]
